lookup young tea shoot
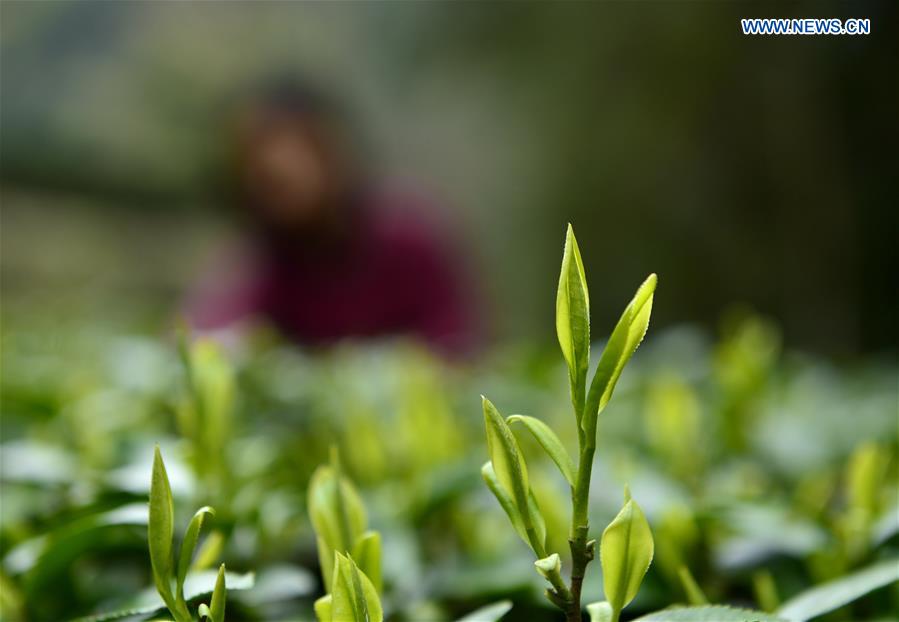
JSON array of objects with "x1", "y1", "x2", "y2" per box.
[
  {"x1": 308, "y1": 447, "x2": 383, "y2": 622},
  {"x1": 149, "y1": 445, "x2": 227, "y2": 622},
  {"x1": 481, "y1": 225, "x2": 657, "y2": 622}
]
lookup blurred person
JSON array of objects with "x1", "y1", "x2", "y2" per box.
[{"x1": 187, "y1": 82, "x2": 479, "y2": 357}]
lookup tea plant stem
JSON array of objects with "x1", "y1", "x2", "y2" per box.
[
  {"x1": 564, "y1": 436, "x2": 597, "y2": 622},
  {"x1": 526, "y1": 527, "x2": 548, "y2": 560}
]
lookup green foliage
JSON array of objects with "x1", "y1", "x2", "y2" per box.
[
  {"x1": 149, "y1": 445, "x2": 180, "y2": 616},
  {"x1": 2, "y1": 225, "x2": 896, "y2": 622},
  {"x1": 198, "y1": 564, "x2": 227, "y2": 622},
  {"x1": 148, "y1": 447, "x2": 227, "y2": 622},
  {"x1": 70, "y1": 571, "x2": 254, "y2": 622},
  {"x1": 582, "y1": 272, "x2": 656, "y2": 440},
  {"x1": 482, "y1": 397, "x2": 548, "y2": 556},
  {"x1": 176, "y1": 337, "x2": 235, "y2": 503},
  {"x1": 556, "y1": 223, "x2": 591, "y2": 418},
  {"x1": 308, "y1": 448, "x2": 381, "y2": 594},
  {"x1": 632, "y1": 606, "x2": 787, "y2": 621},
  {"x1": 751, "y1": 570, "x2": 779, "y2": 612},
  {"x1": 587, "y1": 601, "x2": 613, "y2": 622},
  {"x1": 601, "y1": 489, "x2": 655, "y2": 620},
  {"x1": 454, "y1": 600, "x2": 513, "y2": 622},
  {"x1": 508, "y1": 414, "x2": 576, "y2": 486},
  {"x1": 776, "y1": 558, "x2": 899, "y2": 622},
  {"x1": 481, "y1": 225, "x2": 656, "y2": 621},
  {"x1": 315, "y1": 553, "x2": 383, "y2": 622},
  {"x1": 481, "y1": 461, "x2": 547, "y2": 554},
  {"x1": 178, "y1": 507, "x2": 216, "y2": 601}
]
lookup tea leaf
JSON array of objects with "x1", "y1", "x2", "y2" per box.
[
  {"x1": 583, "y1": 274, "x2": 656, "y2": 438},
  {"x1": 482, "y1": 397, "x2": 530, "y2": 517},
  {"x1": 186, "y1": 340, "x2": 234, "y2": 437},
  {"x1": 455, "y1": 600, "x2": 513, "y2": 622},
  {"x1": 846, "y1": 442, "x2": 888, "y2": 518},
  {"x1": 149, "y1": 446, "x2": 175, "y2": 606},
  {"x1": 508, "y1": 414, "x2": 576, "y2": 487},
  {"x1": 633, "y1": 606, "x2": 787, "y2": 621},
  {"x1": 556, "y1": 224, "x2": 591, "y2": 418},
  {"x1": 481, "y1": 461, "x2": 528, "y2": 543},
  {"x1": 481, "y1": 462, "x2": 547, "y2": 555},
  {"x1": 71, "y1": 571, "x2": 254, "y2": 622},
  {"x1": 353, "y1": 531, "x2": 382, "y2": 593},
  {"x1": 776, "y1": 557, "x2": 899, "y2": 622},
  {"x1": 308, "y1": 454, "x2": 367, "y2": 593},
  {"x1": 176, "y1": 506, "x2": 215, "y2": 599},
  {"x1": 601, "y1": 494, "x2": 654, "y2": 616},
  {"x1": 587, "y1": 601, "x2": 613, "y2": 622},
  {"x1": 314, "y1": 594, "x2": 333, "y2": 622},
  {"x1": 331, "y1": 553, "x2": 383, "y2": 622},
  {"x1": 316, "y1": 536, "x2": 336, "y2": 594},
  {"x1": 207, "y1": 564, "x2": 226, "y2": 622},
  {"x1": 525, "y1": 488, "x2": 548, "y2": 556},
  {"x1": 752, "y1": 569, "x2": 779, "y2": 612}
]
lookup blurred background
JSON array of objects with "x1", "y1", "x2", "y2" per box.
[
  {"x1": 1, "y1": 2, "x2": 897, "y2": 621},
  {"x1": 2, "y1": 0, "x2": 896, "y2": 355}
]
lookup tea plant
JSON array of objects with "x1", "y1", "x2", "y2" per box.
[
  {"x1": 149, "y1": 446, "x2": 228, "y2": 622},
  {"x1": 306, "y1": 449, "x2": 515, "y2": 622},
  {"x1": 176, "y1": 336, "x2": 235, "y2": 509},
  {"x1": 480, "y1": 225, "x2": 657, "y2": 622},
  {"x1": 308, "y1": 448, "x2": 383, "y2": 622}
]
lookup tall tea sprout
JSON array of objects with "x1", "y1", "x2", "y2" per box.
[
  {"x1": 481, "y1": 225, "x2": 656, "y2": 622},
  {"x1": 149, "y1": 446, "x2": 227, "y2": 622},
  {"x1": 176, "y1": 336, "x2": 234, "y2": 507},
  {"x1": 308, "y1": 448, "x2": 383, "y2": 622},
  {"x1": 306, "y1": 449, "x2": 515, "y2": 622}
]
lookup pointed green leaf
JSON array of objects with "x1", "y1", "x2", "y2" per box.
[
  {"x1": 149, "y1": 446, "x2": 176, "y2": 606},
  {"x1": 587, "y1": 601, "x2": 613, "y2": 622},
  {"x1": 556, "y1": 224, "x2": 591, "y2": 418},
  {"x1": 525, "y1": 488, "x2": 547, "y2": 556},
  {"x1": 316, "y1": 536, "x2": 336, "y2": 594},
  {"x1": 633, "y1": 606, "x2": 787, "y2": 621},
  {"x1": 777, "y1": 558, "x2": 899, "y2": 622},
  {"x1": 455, "y1": 600, "x2": 513, "y2": 622},
  {"x1": 846, "y1": 442, "x2": 888, "y2": 517},
  {"x1": 752, "y1": 569, "x2": 779, "y2": 612},
  {"x1": 482, "y1": 398, "x2": 547, "y2": 555},
  {"x1": 481, "y1": 461, "x2": 528, "y2": 543},
  {"x1": 331, "y1": 553, "x2": 383, "y2": 622},
  {"x1": 188, "y1": 340, "x2": 234, "y2": 433},
  {"x1": 508, "y1": 415, "x2": 576, "y2": 486},
  {"x1": 71, "y1": 571, "x2": 253, "y2": 622},
  {"x1": 601, "y1": 494, "x2": 654, "y2": 615},
  {"x1": 314, "y1": 594, "x2": 333, "y2": 622},
  {"x1": 208, "y1": 564, "x2": 226, "y2": 622},
  {"x1": 482, "y1": 397, "x2": 530, "y2": 516},
  {"x1": 584, "y1": 274, "x2": 656, "y2": 438},
  {"x1": 176, "y1": 506, "x2": 215, "y2": 599},
  {"x1": 308, "y1": 453, "x2": 367, "y2": 593},
  {"x1": 352, "y1": 531, "x2": 382, "y2": 594},
  {"x1": 481, "y1": 461, "x2": 546, "y2": 556}
]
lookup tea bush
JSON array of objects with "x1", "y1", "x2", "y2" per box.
[{"x1": 0, "y1": 227, "x2": 896, "y2": 621}]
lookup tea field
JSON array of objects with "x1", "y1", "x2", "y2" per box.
[{"x1": 1, "y1": 228, "x2": 897, "y2": 622}]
